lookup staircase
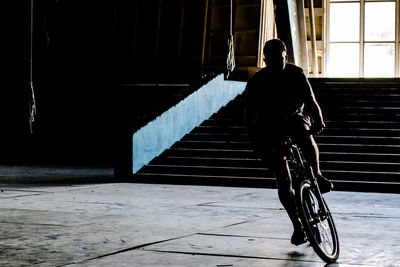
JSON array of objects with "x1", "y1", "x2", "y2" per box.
[
  {"x1": 312, "y1": 79, "x2": 400, "y2": 192},
  {"x1": 135, "y1": 79, "x2": 400, "y2": 193}
]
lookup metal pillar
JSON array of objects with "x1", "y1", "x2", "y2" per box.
[
  {"x1": 307, "y1": 0, "x2": 319, "y2": 76},
  {"x1": 273, "y1": 0, "x2": 308, "y2": 72}
]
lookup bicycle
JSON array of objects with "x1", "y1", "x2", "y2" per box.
[{"x1": 285, "y1": 135, "x2": 340, "y2": 263}]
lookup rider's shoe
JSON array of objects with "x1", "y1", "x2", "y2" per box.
[
  {"x1": 291, "y1": 229, "x2": 307, "y2": 246},
  {"x1": 316, "y1": 175, "x2": 334, "y2": 194}
]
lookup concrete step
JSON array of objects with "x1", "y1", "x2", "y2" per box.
[
  {"x1": 324, "y1": 113, "x2": 400, "y2": 121},
  {"x1": 325, "y1": 169, "x2": 400, "y2": 183},
  {"x1": 324, "y1": 120, "x2": 400, "y2": 128},
  {"x1": 166, "y1": 146, "x2": 399, "y2": 170},
  {"x1": 165, "y1": 147, "x2": 257, "y2": 159},
  {"x1": 202, "y1": 119, "x2": 246, "y2": 127},
  {"x1": 318, "y1": 143, "x2": 400, "y2": 154},
  {"x1": 211, "y1": 107, "x2": 400, "y2": 121},
  {"x1": 173, "y1": 140, "x2": 254, "y2": 150},
  {"x1": 319, "y1": 97, "x2": 400, "y2": 106},
  {"x1": 316, "y1": 135, "x2": 400, "y2": 145},
  {"x1": 323, "y1": 106, "x2": 400, "y2": 114},
  {"x1": 203, "y1": 118, "x2": 400, "y2": 130},
  {"x1": 192, "y1": 125, "x2": 247, "y2": 135},
  {"x1": 175, "y1": 139, "x2": 400, "y2": 156},
  {"x1": 183, "y1": 132, "x2": 400, "y2": 147},
  {"x1": 320, "y1": 151, "x2": 400, "y2": 163},
  {"x1": 321, "y1": 160, "x2": 400, "y2": 173},
  {"x1": 140, "y1": 164, "x2": 271, "y2": 178},
  {"x1": 149, "y1": 155, "x2": 399, "y2": 179},
  {"x1": 328, "y1": 179, "x2": 400, "y2": 193},
  {"x1": 152, "y1": 155, "x2": 265, "y2": 168},
  {"x1": 183, "y1": 132, "x2": 251, "y2": 142},
  {"x1": 134, "y1": 172, "x2": 277, "y2": 188},
  {"x1": 192, "y1": 125, "x2": 400, "y2": 137},
  {"x1": 137, "y1": 166, "x2": 399, "y2": 184}
]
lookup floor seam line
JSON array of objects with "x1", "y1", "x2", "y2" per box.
[
  {"x1": 59, "y1": 233, "x2": 197, "y2": 266},
  {"x1": 197, "y1": 232, "x2": 290, "y2": 240}
]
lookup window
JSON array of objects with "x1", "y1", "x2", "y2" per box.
[{"x1": 327, "y1": 0, "x2": 399, "y2": 77}]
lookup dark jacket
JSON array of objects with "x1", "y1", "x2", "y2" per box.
[{"x1": 244, "y1": 64, "x2": 323, "y2": 142}]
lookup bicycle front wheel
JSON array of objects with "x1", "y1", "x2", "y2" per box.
[{"x1": 297, "y1": 180, "x2": 339, "y2": 263}]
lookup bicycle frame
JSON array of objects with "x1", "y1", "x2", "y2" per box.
[
  {"x1": 286, "y1": 137, "x2": 340, "y2": 263},
  {"x1": 286, "y1": 139, "x2": 329, "y2": 218}
]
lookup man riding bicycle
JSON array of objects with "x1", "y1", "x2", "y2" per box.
[{"x1": 244, "y1": 39, "x2": 333, "y2": 246}]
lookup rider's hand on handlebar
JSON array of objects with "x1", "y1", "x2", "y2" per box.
[{"x1": 311, "y1": 121, "x2": 326, "y2": 135}]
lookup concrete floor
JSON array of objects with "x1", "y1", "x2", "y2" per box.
[{"x1": 0, "y1": 166, "x2": 399, "y2": 266}]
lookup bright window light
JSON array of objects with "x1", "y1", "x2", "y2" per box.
[
  {"x1": 364, "y1": 44, "x2": 395, "y2": 77},
  {"x1": 329, "y1": 3, "x2": 360, "y2": 42},
  {"x1": 327, "y1": 43, "x2": 359, "y2": 77},
  {"x1": 365, "y1": 2, "x2": 395, "y2": 41},
  {"x1": 327, "y1": 1, "x2": 398, "y2": 77}
]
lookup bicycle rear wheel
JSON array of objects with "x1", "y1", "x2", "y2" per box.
[{"x1": 297, "y1": 180, "x2": 339, "y2": 263}]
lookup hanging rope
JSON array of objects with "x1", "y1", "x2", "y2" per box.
[
  {"x1": 226, "y1": 0, "x2": 235, "y2": 78},
  {"x1": 29, "y1": 0, "x2": 37, "y2": 134}
]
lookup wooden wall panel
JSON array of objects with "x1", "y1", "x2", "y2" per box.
[
  {"x1": 111, "y1": 0, "x2": 207, "y2": 83},
  {"x1": 204, "y1": 0, "x2": 261, "y2": 80}
]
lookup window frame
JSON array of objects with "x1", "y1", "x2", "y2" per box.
[{"x1": 326, "y1": 0, "x2": 399, "y2": 77}]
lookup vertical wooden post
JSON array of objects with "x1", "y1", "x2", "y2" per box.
[
  {"x1": 307, "y1": 0, "x2": 319, "y2": 76},
  {"x1": 201, "y1": 0, "x2": 209, "y2": 68},
  {"x1": 296, "y1": 0, "x2": 309, "y2": 73},
  {"x1": 395, "y1": 0, "x2": 399, "y2": 77}
]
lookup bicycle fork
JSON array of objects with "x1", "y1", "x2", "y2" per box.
[{"x1": 293, "y1": 145, "x2": 330, "y2": 220}]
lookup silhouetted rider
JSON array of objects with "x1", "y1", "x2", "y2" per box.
[{"x1": 244, "y1": 39, "x2": 333, "y2": 246}]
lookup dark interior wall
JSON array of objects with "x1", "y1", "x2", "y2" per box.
[
  {"x1": 2, "y1": 0, "x2": 118, "y2": 166},
  {"x1": 112, "y1": 0, "x2": 208, "y2": 84},
  {"x1": 1, "y1": 0, "x2": 262, "y2": 167},
  {"x1": 1, "y1": 0, "x2": 33, "y2": 162}
]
